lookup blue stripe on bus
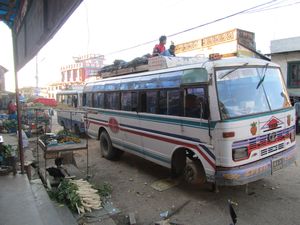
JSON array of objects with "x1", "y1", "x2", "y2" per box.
[
  {"x1": 113, "y1": 139, "x2": 171, "y2": 164},
  {"x1": 199, "y1": 144, "x2": 216, "y2": 160},
  {"x1": 86, "y1": 108, "x2": 214, "y2": 129}
]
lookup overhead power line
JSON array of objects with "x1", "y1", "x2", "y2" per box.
[
  {"x1": 104, "y1": 0, "x2": 289, "y2": 56},
  {"x1": 246, "y1": 0, "x2": 300, "y2": 13}
]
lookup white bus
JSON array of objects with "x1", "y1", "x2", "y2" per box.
[
  {"x1": 83, "y1": 56, "x2": 296, "y2": 186},
  {"x1": 56, "y1": 89, "x2": 85, "y2": 134}
]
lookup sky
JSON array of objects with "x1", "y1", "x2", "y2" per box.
[{"x1": 0, "y1": 0, "x2": 300, "y2": 92}]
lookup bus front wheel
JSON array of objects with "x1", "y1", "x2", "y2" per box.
[
  {"x1": 100, "y1": 131, "x2": 122, "y2": 160},
  {"x1": 184, "y1": 160, "x2": 206, "y2": 185}
]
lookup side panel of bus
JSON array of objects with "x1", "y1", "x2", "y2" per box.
[{"x1": 116, "y1": 111, "x2": 145, "y2": 159}]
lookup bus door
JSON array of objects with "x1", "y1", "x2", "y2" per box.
[
  {"x1": 139, "y1": 89, "x2": 184, "y2": 166},
  {"x1": 119, "y1": 91, "x2": 144, "y2": 158},
  {"x1": 182, "y1": 86, "x2": 215, "y2": 172}
]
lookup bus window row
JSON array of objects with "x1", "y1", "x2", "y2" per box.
[{"x1": 83, "y1": 87, "x2": 209, "y2": 119}]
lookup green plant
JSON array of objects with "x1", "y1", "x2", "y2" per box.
[
  {"x1": 3, "y1": 120, "x2": 17, "y2": 131},
  {"x1": 49, "y1": 180, "x2": 82, "y2": 212},
  {"x1": 1, "y1": 144, "x2": 15, "y2": 158},
  {"x1": 95, "y1": 182, "x2": 112, "y2": 198}
]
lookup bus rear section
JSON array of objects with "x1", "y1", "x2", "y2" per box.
[
  {"x1": 56, "y1": 89, "x2": 85, "y2": 134},
  {"x1": 212, "y1": 59, "x2": 296, "y2": 185}
]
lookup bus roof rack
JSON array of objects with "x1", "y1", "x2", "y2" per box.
[{"x1": 98, "y1": 56, "x2": 206, "y2": 78}]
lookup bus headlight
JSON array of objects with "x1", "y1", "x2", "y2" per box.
[{"x1": 233, "y1": 147, "x2": 248, "y2": 161}]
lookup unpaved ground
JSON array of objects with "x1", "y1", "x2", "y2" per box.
[
  {"x1": 49, "y1": 112, "x2": 300, "y2": 225},
  {"x1": 73, "y1": 137, "x2": 300, "y2": 225}
]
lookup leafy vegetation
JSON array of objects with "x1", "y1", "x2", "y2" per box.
[
  {"x1": 48, "y1": 179, "x2": 81, "y2": 212},
  {"x1": 3, "y1": 120, "x2": 17, "y2": 131},
  {"x1": 95, "y1": 182, "x2": 112, "y2": 198},
  {"x1": 1, "y1": 144, "x2": 15, "y2": 158}
]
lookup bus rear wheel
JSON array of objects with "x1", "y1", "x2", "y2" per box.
[
  {"x1": 100, "y1": 131, "x2": 122, "y2": 160},
  {"x1": 184, "y1": 160, "x2": 206, "y2": 185}
]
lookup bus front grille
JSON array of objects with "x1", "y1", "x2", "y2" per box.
[{"x1": 260, "y1": 143, "x2": 285, "y2": 156}]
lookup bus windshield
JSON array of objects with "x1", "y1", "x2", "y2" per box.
[{"x1": 216, "y1": 66, "x2": 291, "y2": 119}]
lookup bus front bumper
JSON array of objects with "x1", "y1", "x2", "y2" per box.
[{"x1": 215, "y1": 145, "x2": 297, "y2": 186}]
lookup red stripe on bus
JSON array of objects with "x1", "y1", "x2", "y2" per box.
[
  {"x1": 88, "y1": 119, "x2": 215, "y2": 169},
  {"x1": 120, "y1": 127, "x2": 216, "y2": 169}
]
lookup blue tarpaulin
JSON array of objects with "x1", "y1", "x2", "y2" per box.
[{"x1": 0, "y1": 0, "x2": 20, "y2": 28}]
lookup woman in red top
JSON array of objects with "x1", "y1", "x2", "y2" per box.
[
  {"x1": 7, "y1": 101, "x2": 16, "y2": 115},
  {"x1": 152, "y1": 35, "x2": 167, "y2": 56}
]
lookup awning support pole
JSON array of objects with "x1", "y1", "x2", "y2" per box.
[{"x1": 12, "y1": 30, "x2": 24, "y2": 174}]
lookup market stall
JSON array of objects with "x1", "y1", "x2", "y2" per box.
[
  {"x1": 21, "y1": 107, "x2": 52, "y2": 136},
  {"x1": 37, "y1": 130, "x2": 89, "y2": 183}
]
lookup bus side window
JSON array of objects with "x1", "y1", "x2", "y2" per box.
[
  {"x1": 87, "y1": 93, "x2": 94, "y2": 107},
  {"x1": 140, "y1": 92, "x2": 147, "y2": 112},
  {"x1": 184, "y1": 87, "x2": 209, "y2": 119},
  {"x1": 140, "y1": 91, "x2": 157, "y2": 113},
  {"x1": 146, "y1": 91, "x2": 158, "y2": 113},
  {"x1": 104, "y1": 92, "x2": 120, "y2": 110},
  {"x1": 131, "y1": 92, "x2": 138, "y2": 111},
  {"x1": 94, "y1": 92, "x2": 104, "y2": 108},
  {"x1": 83, "y1": 93, "x2": 86, "y2": 106},
  {"x1": 158, "y1": 90, "x2": 167, "y2": 115},
  {"x1": 168, "y1": 89, "x2": 183, "y2": 116},
  {"x1": 122, "y1": 92, "x2": 138, "y2": 111},
  {"x1": 121, "y1": 92, "x2": 131, "y2": 111}
]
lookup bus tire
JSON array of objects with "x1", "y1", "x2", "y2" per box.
[
  {"x1": 100, "y1": 131, "x2": 121, "y2": 160},
  {"x1": 184, "y1": 160, "x2": 206, "y2": 185},
  {"x1": 171, "y1": 149, "x2": 186, "y2": 178}
]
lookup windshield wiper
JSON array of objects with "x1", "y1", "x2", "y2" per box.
[
  {"x1": 256, "y1": 63, "x2": 269, "y2": 89},
  {"x1": 219, "y1": 63, "x2": 248, "y2": 79}
]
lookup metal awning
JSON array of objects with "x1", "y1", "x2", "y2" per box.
[{"x1": 0, "y1": 0, "x2": 82, "y2": 174}]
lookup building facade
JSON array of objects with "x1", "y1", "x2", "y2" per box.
[
  {"x1": 0, "y1": 65, "x2": 7, "y2": 91},
  {"x1": 60, "y1": 54, "x2": 104, "y2": 85},
  {"x1": 47, "y1": 82, "x2": 63, "y2": 99},
  {"x1": 46, "y1": 54, "x2": 104, "y2": 99},
  {"x1": 175, "y1": 28, "x2": 268, "y2": 60},
  {"x1": 271, "y1": 37, "x2": 300, "y2": 102}
]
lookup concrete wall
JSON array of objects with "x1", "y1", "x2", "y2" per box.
[
  {"x1": 271, "y1": 51, "x2": 300, "y2": 98},
  {"x1": 271, "y1": 52, "x2": 300, "y2": 83}
]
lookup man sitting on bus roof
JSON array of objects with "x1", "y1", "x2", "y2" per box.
[
  {"x1": 152, "y1": 35, "x2": 167, "y2": 56},
  {"x1": 162, "y1": 42, "x2": 176, "y2": 57}
]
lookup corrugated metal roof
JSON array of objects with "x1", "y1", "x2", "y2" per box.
[
  {"x1": 271, "y1": 36, "x2": 300, "y2": 54},
  {"x1": 0, "y1": 0, "x2": 21, "y2": 28}
]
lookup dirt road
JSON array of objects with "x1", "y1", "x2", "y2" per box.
[{"x1": 73, "y1": 136, "x2": 300, "y2": 225}]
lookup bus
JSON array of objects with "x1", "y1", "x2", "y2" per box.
[
  {"x1": 83, "y1": 56, "x2": 296, "y2": 186},
  {"x1": 56, "y1": 89, "x2": 85, "y2": 134}
]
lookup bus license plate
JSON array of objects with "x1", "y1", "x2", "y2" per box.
[{"x1": 272, "y1": 158, "x2": 283, "y2": 173}]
